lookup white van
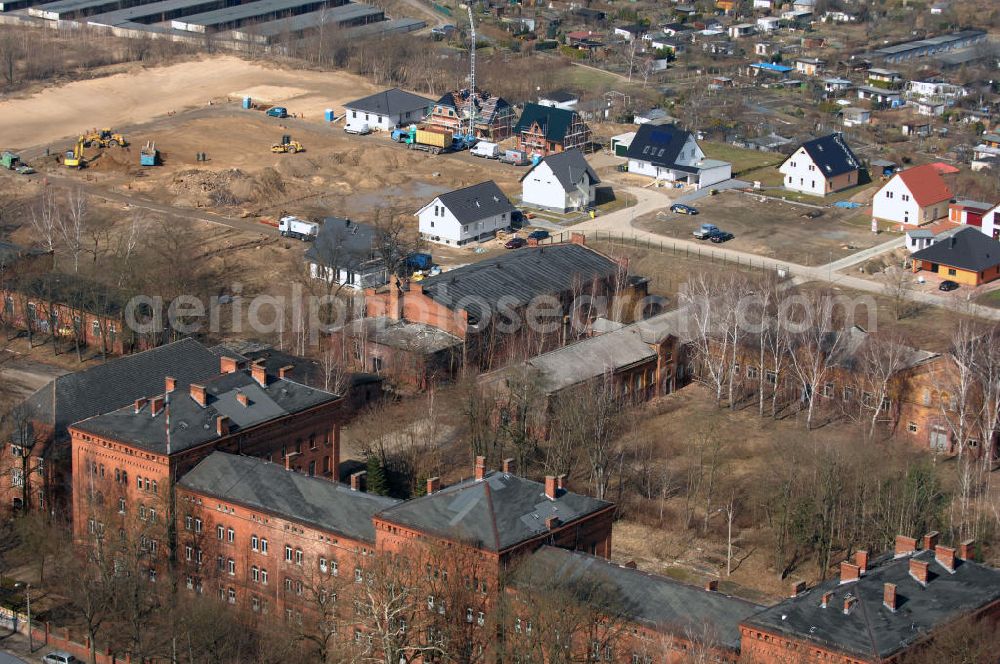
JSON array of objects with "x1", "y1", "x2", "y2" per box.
[
  {"x1": 344, "y1": 119, "x2": 371, "y2": 135},
  {"x1": 470, "y1": 141, "x2": 499, "y2": 159}
]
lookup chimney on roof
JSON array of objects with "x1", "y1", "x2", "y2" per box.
[
  {"x1": 220, "y1": 356, "x2": 239, "y2": 374},
  {"x1": 570, "y1": 232, "x2": 586, "y2": 246},
  {"x1": 705, "y1": 579, "x2": 719, "y2": 592},
  {"x1": 820, "y1": 591, "x2": 833, "y2": 608},
  {"x1": 190, "y1": 384, "x2": 207, "y2": 407},
  {"x1": 855, "y1": 550, "x2": 869, "y2": 574},
  {"x1": 840, "y1": 562, "x2": 860, "y2": 584},
  {"x1": 165, "y1": 376, "x2": 176, "y2": 393},
  {"x1": 843, "y1": 595, "x2": 856, "y2": 615},
  {"x1": 251, "y1": 361, "x2": 267, "y2": 387},
  {"x1": 278, "y1": 365, "x2": 295, "y2": 380},
  {"x1": 544, "y1": 475, "x2": 558, "y2": 500},
  {"x1": 556, "y1": 474, "x2": 566, "y2": 491},
  {"x1": 909, "y1": 559, "x2": 930, "y2": 585},
  {"x1": 350, "y1": 470, "x2": 367, "y2": 492},
  {"x1": 923, "y1": 531, "x2": 940, "y2": 551},
  {"x1": 895, "y1": 535, "x2": 917, "y2": 557},
  {"x1": 545, "y1": 516, "x2": 561, "y2": 530},
  {"x1": 151, "y1": 396, "x2": 165, "y2": 416},
  {"x1": 474, "y1": 456, "x2": 486, "y2": 481},
  {"x1": 426, "y1": 476, "x2": 440, "y2": 495},
  {"x1": 958, "y1": 539, "x2": 976, "y2": 561},
  {"x1": 134, "y1": 398, "x2": 148, "y2": 414},
  {"x1": 883, "y1": 583, "x2": 897, "y2": 612},
  {"x1": 502, "y1": 458, "x2": 515, "y2": 474},
  {"x1": 236, "y1": 392, "x2": 249, "y2": 407},
  {"x1": 790, "y1": 580, "x2": 806, "y2": 597},
  {"x1": 216, "y1": 415, "x2": 230, "y2": 437},
  {"x1": 935, "y1": 545, "x2": 956, "y2": 573}
]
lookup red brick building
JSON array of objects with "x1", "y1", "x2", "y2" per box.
[
  {"x1": 427, "y1": 90, "x2": 516, "y2": 141},
  {"x1": 740, "y1": 534, "x2": 1000, "y2": 663},
  {"x1": 513, "y1": 103, "x2": 592, "y2": 157},
  {"x1": 70, "y1": 356, "x2": 344, "y2": 543}
]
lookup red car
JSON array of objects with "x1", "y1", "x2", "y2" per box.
[{"x1": 505, "y1": 237, "x2": 527, "y2": 249}]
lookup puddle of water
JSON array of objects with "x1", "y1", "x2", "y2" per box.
[{"x1": 337, "y1": 181, "x2": 452, "y2": 217}]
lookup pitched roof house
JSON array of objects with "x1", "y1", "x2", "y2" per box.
[
  {"x1": 343, "y1": 87, "x2": 434, "y2": 132},
  {"x1": 416, "y1": 180, "x2": 515, "y2": 246},
  {"x1": 304, "y1": 217, "x2": 388, "y2": 290},
  {"x1": 427, "y1": 89, "x2": 515, "y2": 141},
  {"x1": 911, "y1": 227, "x2": 1000, "y2": 285},
  {"x1": 779, "y1": 133, "x2": 862, "y2": 197},
  {"x1": 513, "y1": 103, "x2": 592, "y2": 157},
  {"x1": 519, "y1": 149, "x2": 600, "y2": 212},
  {"x1": 871, "y1": 163, "x2": 954, "y2": 226},
  {"x1": 624, "y1": 123, "x2": 732, "y2": 189}
]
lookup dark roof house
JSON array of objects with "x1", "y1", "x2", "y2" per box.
[
  {"x1": 344, "y1": 87, "x2": 434, "y2": 116},
  {"x1": 304, "y1": 217, "x2": 389, "y2": 289},
  {"x1": 514, "y1": 103, "x2": 579, "y2": 143},
  {"x1": 517, "y1": 547, "x2": 764, "y2": 651},
  {"x1": 179, "y1": 451, "x2": 399, "y2": 542},
  {"x1": 784, "y1": 133, "x2": 861, "y2": 177},
  {"x1": 376, "y1": 470, "x2": 612, "y2": 552},
  {"x1": 520, "y1": 149, "x2": 600, "y2": 193},
  {"x1": 625, "y1": 123, "x2": 692, "y2": 167},
  {"x1": 912, "y1": 227, "x2": 1000, "y2": 273},
  {"x1": 431, "y1": 181, "x2": 515, "y2": 224}
]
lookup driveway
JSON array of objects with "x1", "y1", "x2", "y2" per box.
[{"x1": 672, "y1": 179, "x2": 752, "y2": 205}]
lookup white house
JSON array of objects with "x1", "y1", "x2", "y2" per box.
[
  {"x1": 537, "y1": 90, "x2": 579, "y2": 111},
  {"x1": 779, "y1": 133, "x2": 861, "y2": 197},
  {"x1": 794, "y1": 57, "x2": 824, "y2": 76},
  {"x1": 417, "y1": 181, "x2": 515, "y2": 246},
  {"x1": 520, "y1": 149, "x2": 600, "y2": 212},
  {"x1": 872, "y1": 164, "x2": 954, "y2": 226},
  {"x1": 728, "y1": 23, "x2": 756, "y2": 38},
  {"x1": 978, "y1": 203, "x2": 1000, "y2": 240},
  {"x1": 614, "y1": 24, "x2": 646, "y2": 41},
  {"x1": 757, "y1": 16, "x2": 781, "y2": 32},
  {"x1": 905, "y1": 226, "x2": 963, "y2": 253},
  {"x1": 625, "y1": 123, "x2": 731, "y2": 189},
  {"x1": 753, "y1": 0, "x2": 773, "y2": 9},
  {"x1": 344, "y1": 88, "x2": 434, "y2": 132}
]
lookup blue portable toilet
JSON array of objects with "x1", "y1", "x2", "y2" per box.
[
  {"x1": 325, "y1": 109, "x2": 335, "y2": 122},
  {"x1": 243, "y1": 96, "x2": 252, "y2": 110},
  {"x1": 531, "y1": 154, "x2": 542, "y2": 166}
]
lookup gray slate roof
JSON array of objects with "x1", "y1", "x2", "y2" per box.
[
  {"x1": 786, "y1": 133, "x2": 860, "y2": 178},
  {"x1": 344, "y1": 87, "x2": 433, "y2": 116},
  {"x1": 73, "y1": 366, "x2": 338, "y2": 455},
  {"x1": 304, "y1": 217, "x2": 387, "y2": 286},
  {"x1": 525, "y1": 326, "x2": 656, "y2": 394},
  {"x1": 625, "y1": 123, "x2": 692, "y2": 167},
  {"x1": 744, "y1": 549, "x2": 1000, "y2": 659},
  {"x1": 376, "y1": 470, "x2": 611, "y2": 552},
  {"x1": 432, "y1": 180, "x2": 515, "y2": 224},
  {"x1": 178, "y1": 452, "x2": 399, "y2": 542},
  {"x1": 518, "y1": 547, "x2": 764, "y2": 650},
  {"x1": 343, "y1": 317, "x2": 462, "y2": 354},
  {"x1": 24, "y1": 338, "x2": 227, "y2": 444},
  {"x1": 912, "y1": 227, "x2": 1000, "y2": 272},
  {"x1": 521, "y1": 149, "x2": 600, "y2": 193},
  {"x1": 418, "y1": 243, "x2": 619, "y2": 325}
]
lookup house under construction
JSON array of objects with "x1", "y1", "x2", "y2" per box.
[
  {"x1": 427, "y1": 89, "x2": 516, "y2": 141},
  {"x1": 513, "y1": 102, "x2": 592, "y2": 157}
]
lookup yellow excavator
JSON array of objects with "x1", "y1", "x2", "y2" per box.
[
  {"x1": 271, "y1": 134, "x2": 303, "y2": 154},
  {"x1": 64, "y1": 136, "x2": 85, "y2": 168},
  {"x1": 82, "y1": 128, "x2": 128, "y2": 149}
]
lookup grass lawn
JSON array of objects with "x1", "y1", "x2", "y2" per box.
[
  {"x1": 700, "y1": 142, "x2": 784, "y2": 176},
  {"x1": 974, "y1": 289, "x2": 1000, "y2": 309},
  {"x1": 563, "y1": 62, "x2": 629, "y2": 90}
]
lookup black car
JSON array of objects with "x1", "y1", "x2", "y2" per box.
[
  {"x1": 670, "y1": 203, "x2": 699, "y2": 215},
  {"x1": 939, "y1": 280, "x2": 960, "y2": 292},
  {"x1": 527, "y1": 229, "x2": 550, "y2": 240},
  {"x1": 710, "y1": 231, "x2": 734, "y2": 243}
]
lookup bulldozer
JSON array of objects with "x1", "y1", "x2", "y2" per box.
[
  {"x1": 82, "y1": 128, "x2": 128, "y2": 149},
  {"x1": 64, "y1": 136, "x2": 85, "y2": 168},
  {"x1": 271, "y1": 135, "x2": 303, "y2": 154}
]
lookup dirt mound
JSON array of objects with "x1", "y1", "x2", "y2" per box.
[
  {"x1": 169, "y1": 167, "x2": 285, "y2": 208},
  {"x1": 85, "y1": 147, "x2": 139, "y2": 175}
]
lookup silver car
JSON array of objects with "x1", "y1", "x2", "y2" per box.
[{"x1": 43, "y1": 652, "x2": 81, "y2": 664}]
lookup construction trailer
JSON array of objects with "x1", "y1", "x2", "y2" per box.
[{"x1": 140, "y1": 142, "x2": 159, "y2": 166}]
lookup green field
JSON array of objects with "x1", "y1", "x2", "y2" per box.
[{"x1": 700, "y1": 141, "x2": 784, "y2": 176}]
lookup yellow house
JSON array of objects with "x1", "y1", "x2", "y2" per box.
[{"x1": 911, "y1": 227, "x2": 1000, "y2": 286}]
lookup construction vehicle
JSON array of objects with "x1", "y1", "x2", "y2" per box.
[
  {"x1": 271, "y1": 135, "x2": 303, "y2": 154},
  {"x1": 64, "y1": 137, "x2": 85, "y2": 168},
  {"x1": 82, "y1": 128, "x2": 127, "y2": 148},
  {"x1": 140, "y1": 142, "x2": 159, "y2": 166},
  {"x1": 390, "y1": 125, "x2": 453, "y2": 155},
  {"x1": 1, "y1": 151, "x2": 33, "y2": 175},
  {"x1": 278, "y1": 215, "x2": 319, "y2": 240}
]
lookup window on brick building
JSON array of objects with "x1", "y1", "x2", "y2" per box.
[
  {"x1": 252, "y1": 566, "x2": 259, "y2": 582},
  {"x1": 308, "y1": 461, "x2": 316, "y2": 477},
  {"x1": 261, "y1": 569, "x2": 268, "y2": 585},
  {"x1": 185, "y1": 576, "x2": 193, "y2": 591},
  {"x1": 251, "y1": 596, "x2": 260, "y2": 612},
  {"x1": 118, "y1": 498, "x2": 126, "y2": 514},
  {"x1": 296, "y1": 581, "x2": 303, "y2": 596},
  {"x1": 148, "y1": 508, "x2": 156, "y2": 524},
  {"x1": 285, "y1": 545, "x2": 293, "y2": 562},
  {"x1": 196, "y1": 549, "x2": 203, "y2": 565},
  {"x1": 185, "y1": 546, "x2": 192, "y2": 561},
  {"x1": 149, "y1": 568, "x2": 157, "y2": 583},
  {"x1": 295, "y1": 549, "x2": 303, "y2": 565},
  {"x1": 908, "y1": 421, "x2": 918, "y2": 433},
  {"x1": 309, "y1": 435, "x2": 317, "y2": 451},
  {"x1": 217, "y1": 556, "x2": 225, "y2": 571},
  {"x1": 228, "y1": 559, "x2": 235, "y2": 576},
  {"x1": 217, "y1": 525, "x2": 225, "y2": 540},
  {"x1": 195, "y1": 518, "x2": 203, "y2": 533},
  {"x1": 227, "y1": 528, "x2": 235, "y2": 543},
  {"x1": 251, "y1": 535, "x2": 258, "y2": 551},
  {"x1": 228, "y1": 588, "x2": 236, "y2": 604},
  {"x1": 515, "y1": 618, "x2": 522, "y2": 633},
  {"x1": 261, "y1": 538, "x2": 268, "y2": 554},
  {"x1": 331, "y1": 560, "x2": 338, "y2": 576},
  {"x1": 138, "y1": 505, "x2": 147, "y2": 521},
  {"x1": 319, "y1": 558, "x2": 328, "y2": 574},
  {"x1": 185, "y1": 516, "x2": 192, "y2": 530},
  {"x1": 466, "y1": 608, "x2": 473, "y2": 623},
  {"x1": 284, "y1": 578, "x2": 292, "y2": 592},
  {"x1": 427, "y1": 595, "x2": 435, "y2": 610},
  {"x1": 151, "y1": 480, "x2": 157, "y2": 494},
  {"x1": 355, "y1": 568, "x2": 363, "y2": 584}
]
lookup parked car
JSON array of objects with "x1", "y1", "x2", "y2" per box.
[
  {"x1": 527, "y1": 230, "x2": 550, "y2": 240},
  {"x1": 670, "y1": 203, "x2": 699, "y2": 215},
  {"x1": 939, "y1": 280, "x2": 960, "y2": 292},
  {"x1": 693, "y1": 223, "x2": 720, "y2": 239},
  {"x1": 505, "y1": 237, "x2": 527, "y2": 249},
  {"x1": 265, "y1": 107, "x2": 288, "y2": 118},
  {"x1": 710, "y1": 231, "x2": 734, "y2": 243},
  {"x1": 43, "y1": 653, "x2": 81, "y2": 664}
]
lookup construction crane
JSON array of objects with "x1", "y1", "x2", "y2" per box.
[{"x1": 456, "y1": 2, "x2": 476, "y2": 145}]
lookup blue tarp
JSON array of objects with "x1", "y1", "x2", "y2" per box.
[
  {"x1": 751, "y1": 62, "x2": 793, "y2": 73},
  {"x1": 834, "y1": 201, "x2": 862, "y2": 209}
]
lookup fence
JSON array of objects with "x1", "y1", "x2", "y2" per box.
[
  {"x1": 2, "y1": 607, "x2": 133, "y2": 664},
  {"x1": 538, "y1": 230, "x2": 792, "y2": 277}
]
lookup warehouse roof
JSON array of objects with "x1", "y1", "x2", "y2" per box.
[
  {"x1": 377, "y1": 470, "x2": 611, "y2": 551},
  {"x1": 231, "y1": 4, "x2": 384, "y2": 40},
  {"x1": 179, "y1": 452, "x2": 399, "y2": 542},
  {"x1": 418, "y1": 243, "x2": 620, "y2": 325},
  {"x1": 170, "y1": 0, "x2": 331, "y2": 29},
  {"x1": 524, "y1": 326, "x2": 655, "y2": 394},
  {"x1": 344, "y1": 87, "x2": 434, "y2": 116},
  {"x1": 912, "y1": 227, "x2": 1000, "y2": 273},
  {"x1": 517, "y1": 547, "x2": 763, "y2": 650},
  {"x1": 744, "y1": 547, "x2": 1000, "y2": 659}
]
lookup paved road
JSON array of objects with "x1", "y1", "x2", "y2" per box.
[{"x1": 0, "y1": 650, "x2": 29, "y2": 664}]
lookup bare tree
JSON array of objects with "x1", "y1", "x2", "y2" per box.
[
  {"x1": 29, "y1": 187, "x2": 59, "y2": 264},
  {"x1": 880, "y1": 265, "x2": 913, "y2": 321},
  {"x1": 59, "y1": 187, "x2": 88, "y2": 274},
  {"x1": 788, "y1": 291, "x2": 845, "y2": 430},
  {"x1": 856, "y1": 332, "x2": 912, "y2": 439}
]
